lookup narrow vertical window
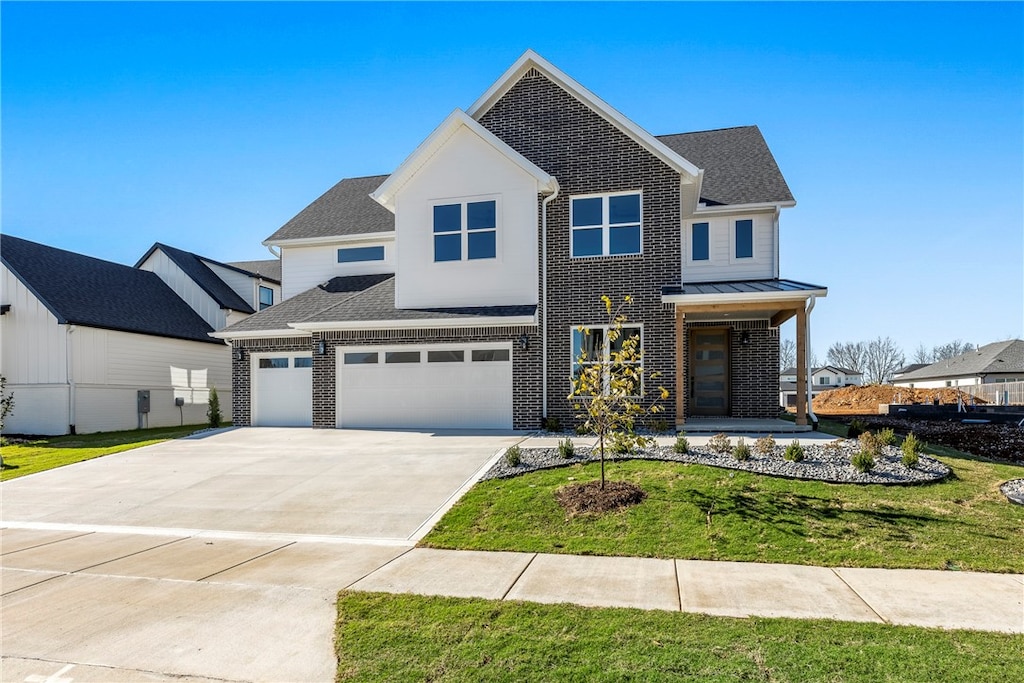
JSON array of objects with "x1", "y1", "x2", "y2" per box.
[
  {"x1": 433, "y1": 204, "x2": 462, "y2": 262},
  {"x1": 466, "y1": 200, "x2": 496, "y2": 260},
  {"x1": 735, "y1": 219, "x2": 753, "y2": 259},
  {"x1": 258, "y1": 286, "x2": 274, "y2": 311},
  {"x1": 691, "y1": 222, "x2": 709, "y2": 261}
]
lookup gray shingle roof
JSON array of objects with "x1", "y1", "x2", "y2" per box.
[
  {"x1": 662, "y1": 279, "x2": 826, "y2": 297},
  {"x1": 1, "y1": 234, "x2": 221, "y2": 344},
  {"x1": 896, "y1": 340, "x2": 1024, "y2": 381},
  {"x1": 264, "y1": 175, "x2": 394, "y2": 242},
  {"x1": 226, "y1": 259, "x2": 281, "y2": 283},
  {"x1": 137, "y1": 243, "x2": 254, "y2": 314},
  {"x1": 657, "y1": 126, "x2": 794, "y2": 206}
]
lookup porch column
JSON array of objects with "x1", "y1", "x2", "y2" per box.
[
  {"x1": 795, "y1": 305, "x2": 808, "y2": 426},
  {"x1": 675, "y1": 307, "x2": 685, "y2": 427}
]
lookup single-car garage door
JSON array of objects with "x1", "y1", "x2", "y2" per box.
[
  {"x1": 252, "y1": 353, "x2": 312, "y2": 427},
  {"x1": 337, "y1": 343, "x2": 512, "y2": 430}
]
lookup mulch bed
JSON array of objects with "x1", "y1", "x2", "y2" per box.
[{"x1": 555, "y1": 480, "x2": 646, "y2": 517}]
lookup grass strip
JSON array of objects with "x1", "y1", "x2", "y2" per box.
[{"x1": 337, "y1": 591, "x2": 1024, "y2": 682}]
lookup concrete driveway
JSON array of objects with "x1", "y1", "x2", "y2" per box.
[{"x1": 1, "y1": 428, "x2": 522, "y2": 682}]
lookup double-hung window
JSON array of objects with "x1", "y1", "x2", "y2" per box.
[
  {"x1": 433, "y1": 198, "x2": 498, "y2": 262},
  {"x1": 570, "y1": 325, "x2": 642, "y2": 393},
  {"x1": 571, "y1": 192, "x2": 641, "y2": 257}
]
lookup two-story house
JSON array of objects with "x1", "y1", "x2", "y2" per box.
[
  {"x1": 216, "y1": 51, "x2": 826, "y2": 430},
  {"x1": 779, "y1": 365, "x2": 863, "y2": 409}
]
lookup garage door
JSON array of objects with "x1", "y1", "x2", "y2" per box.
[
  {"x1": 337, "y1": 343, "x2": 512, "y2": 429},
  {"x1": 252, "y1": 353, "x2": 312, "y2": 427}
]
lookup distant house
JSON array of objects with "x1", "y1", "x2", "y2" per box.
[
  {"x1": 0, "y1": 235, "x2": 279, "y2": 435},
  {"x1": 779, "y1": 365, "x2": 862, "y2": 408},
  {"x1": 892, "y1": 363, "x2": 928, "y2": 382},
  {"x1": 893, "y1": 340, "x2": 1024, "y2": 389}
]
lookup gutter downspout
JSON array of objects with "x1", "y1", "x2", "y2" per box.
[
  {"x1": 804, "y1": 296, "x2": 817, "y2": 428},
  {"x1": 541, "y1": 181, "x2": 560, "y2": 422},
  {"x1": 65, "y1": 324, "x2": 77, "y2": 434},
  {"x1": 266, "y1": 245, "x2": 281, "y2": 258}
]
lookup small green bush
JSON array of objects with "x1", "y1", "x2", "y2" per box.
[
  {"x1": 708, "y1": 433, "x2": 732, "y2": 454},
  {"x1": 754, "y1": 434, "x2": 776, "y2": 455},
  {"x1": 649, "y1": 418, "x2": 670, "y2": 434},
  {"x1": 858, "y1": 431, "x2": 881, "y2": 457},
  {"x1": 784, "y1": 440, "x2": 805, "y2": 462},
  {"x1": 851, "y1": 449, "x2": 875, "y2": 473},
  {"x1": 542, "y1": 416, "x2": 561, "y2": 433},
  {"x1": 902, "y1": 432, "x2": 921, "y2": 468},
  {"x1": 848, "y1": 418, "x2": 868, "y2": 439},
  {"x1": 732, "y1": 438, "x2": 751, "y2": 461},
  {"x1": 877, "y1": 427, "x2": 897, "y2": 446},
  {"x1": 504, "y1": 445, "x2": 522, "y2": 467},
  {"x1": 558, "y1": 438, "x2": 575, "y2": 459},
  {"x1": 206, "y1": 386, "x2": 222, "y2": 428},
  {"x1": 575, "y1": 422, "x2": 590, "y2": 436},
  {"x1": 673, "y1": 433, "x2": 689, "y2": 454}
]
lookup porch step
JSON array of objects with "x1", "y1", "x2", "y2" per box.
[{"x1": 677, "y1": 418, "x2": 812, "y2": 434}]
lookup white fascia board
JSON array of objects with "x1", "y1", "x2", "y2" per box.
[
  {"x1": 370, "y1": 108, "x2": 557, "y2": 211},
  {"x1": 662, "y1": 288, "x2": 828, "y2": 306},
  {"x1": 693, "y1": 200, "x2": 797, "y2": 216},
  {"x1": 263, "y1": 232, "x2": 396, "y2": 248},
  {"x1": 209, "y1": 328, "x2": 311, "y2": 340},
  {"x1": 467, "y1": 50, "x2": 701, "y2": 181},
  {"x1": 290, "y1": 315, "x2": 537, "y2": 332}
]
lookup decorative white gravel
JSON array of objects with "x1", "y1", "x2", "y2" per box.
[
  {"x1": 485, "y1": 439, "x2": 950, "y2": 485},
  {"x1": 1000, "y1": 479, "x2": 1024, "y2": 505}
]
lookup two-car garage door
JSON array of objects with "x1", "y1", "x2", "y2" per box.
[{"x1": 337, "y1": 343, "x2": 512, "y2": 430}]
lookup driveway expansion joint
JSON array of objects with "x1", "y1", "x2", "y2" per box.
[
  {"x1": 830, "y1": 567, "x2": 889, "y2": 624},
  {"x1": 500, "y1": 552, "x2": 538, "y2": 601}
]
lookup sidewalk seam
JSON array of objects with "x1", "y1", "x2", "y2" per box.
[
  {"x1": 197, "y1": 542, "x2": 296, "y2": 582},
  {"x1": 342, "y1": 545, "x2": 416, "y2": 590},
  {"x1": 673, "y1": 559, "x2": 682, "y2": 612},
  {"x1": 501, "y1": 552, "x2": 538, "y2": 601},
  {"x1": 830, "y1": 568, "x2": 889, "y2": 624}
]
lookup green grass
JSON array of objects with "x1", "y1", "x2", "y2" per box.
[
  {"x1": 0, "y1": 424, "x2": 216, "y2": 481},
  {"x1": 421, "y1": 447, "x2": 1024, "y2": 573},
  {"x1": 336, "y1": 592, "x2": 1024, "y2": 682}
]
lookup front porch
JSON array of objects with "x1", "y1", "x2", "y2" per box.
[{"x1": 680, "y1": 417, "x2": 813, "y2": 434}]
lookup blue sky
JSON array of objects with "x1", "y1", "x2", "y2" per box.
[{"x1": 3, "y1": 1, "x2": 1022, "y2": 358}]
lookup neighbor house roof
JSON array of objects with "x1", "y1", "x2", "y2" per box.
[
  {"x1": 136, "y1": 243, "x2": 256, "y2": 314},
  {"x1": 894, "y1": 363, "x2": 929, "y2": 376},
  {"x1": 1, "y1": 234, "x2": 221, "y2": 344},
  {"x1": 226, "y1": 258, "x2": 282, "y2": 283},
  {"x1": 657, "y1": 126, "x2": 794, "y2": 206},
  {"x1": 780, "y1": 366, "x2": 861, "y2": 377},
  {"x1": 263, "y1": 175, "x2": 394, "y2": 243},
  {"x1": 895, "y1": 340, "x2": 1024, "y2": 381}
]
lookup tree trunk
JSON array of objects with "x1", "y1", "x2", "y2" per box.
[{"x1": 599, "y1": 431, "x2": 606, "y2": 489}]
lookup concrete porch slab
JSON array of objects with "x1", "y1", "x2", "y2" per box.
[
  {"x1": 506, "y1": 553, "x2": 679, "y2": 611},
  {"x1": 350, "y1": 547, "x2": 534, "y2": 599},
  {"x1": 678, "y1": 418, "x2": 812, "y2": 434},
  {"x1": 834, "y1": 567, "x2": 1024, "y2": 633},
  {"x1": 677, "y1": 560, "x2": 882, "y2": 622}
]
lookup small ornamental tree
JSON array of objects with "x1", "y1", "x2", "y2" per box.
[
  {"x1": 207, "y1": 386, "x2": 222, "y2": 428},
  {"x1": 568, "y1": 295, "x2": 669, "y2": 489}
]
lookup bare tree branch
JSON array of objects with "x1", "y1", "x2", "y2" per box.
[
  {"x1": 779, "y1": 339, "x2": 796, "y2": 371},
  {"x1": 863, "y1": 336, "x2": 905, "y2": 384},
  {"x1": 826, "y1": 341, "x2": 866, "y2": 373}
]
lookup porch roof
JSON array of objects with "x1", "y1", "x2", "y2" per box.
[
  {"x1": 662, "y1": 279, "x2": 827, "y2": 325},
  {"x1": 662, "y1": 278, "x2": 827, "y2": 299}
]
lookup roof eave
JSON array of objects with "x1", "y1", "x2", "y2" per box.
[
  {"x1": 694, "y1": 200, "x2": 797, "y2": 215},
  {"x1": 662, "y1": 288, "x2": 828, "y2": 306},
  {"x1": 262, "y1": 232, "x2": 396, "y2": 248},
  {"x1": 289, "y1": 314, "x2": 537, "y2": 332},
  {"x1": 210, "y1": 328, "x2": 312, "y2": 340}
]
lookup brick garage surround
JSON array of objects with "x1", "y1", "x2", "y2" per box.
[
  {"x1": 480, "y1": 69, "x2": 680, "y2": 428},
  {"x1": 231, "y1": 336, "x2": 313, "y2": 426}
]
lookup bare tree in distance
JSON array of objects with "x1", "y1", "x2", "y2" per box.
[
  {"x1": 911, "y1": 340, "x2": 976, "y2": 365},
  {"x1": 779, "y1": 339, "x2": 796, "y2": 371},
  {"x1": 912, "y1": 343, "x2": 931, "y2": 365},
  {"x1": 826, "y1": 341, "x2": 867, "y2": 373},
  {"x1": 863, "y1": 336, "x2": 905, "y2": 384}
]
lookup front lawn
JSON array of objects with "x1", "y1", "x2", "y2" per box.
[
  {"x1": 421, "y1": 447, "x2": 1024, "y2": 573},
  {"x1": 336, "y1": 592, "x2": 1024, "y2": 682},
  {"x1": 0, "y1": 424, "x2": 216, "y2": 481}
]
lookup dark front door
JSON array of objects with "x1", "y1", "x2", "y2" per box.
[{"x1": 690, "y1": 328, "x2": 730, "y2": 416}]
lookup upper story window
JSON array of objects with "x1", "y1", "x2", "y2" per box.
[
  {"x1": 571, "y1": 192, "x2": 641, "y2": 257},
  {"x1": 338, "y1": 246, "x2": 385, "y2": 263},
  {"x1": 433, "y1": 198, "x2": 497, "y2": 262},
  {"x1": 735, "y1": 219, "x2": 753, "y2": 259},
  {"x1": 258, "y1": 286, "x2": 274, "y2": 311},
  {"x1": 691, "y1": 222, "x2": 710, "y2": 261}
]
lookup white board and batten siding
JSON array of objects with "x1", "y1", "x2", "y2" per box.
[
  {"x1": 682, "y1": 211, "x2": 777, "y2": 283},
  {"x1": 280, "y1": 240, "x2": 395, "y2": 301},
  {"x1": 137, "y1": 250, "x2": 227, "y2": 331},
  {"x1": 205, "y1": 261, "x2": 281, "y2": 313}
]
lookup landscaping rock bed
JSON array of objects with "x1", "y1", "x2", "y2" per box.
[
  {"x1": 1000, "y1": 479, "x2": 1024, "y2": 506},
  {"x1": 484, "y1": 439, "x2": 951, "y2": 485}
]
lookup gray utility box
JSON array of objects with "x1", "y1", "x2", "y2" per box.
[{"x1": 137, "y1": 390, "x2": 151, "y2": 414}]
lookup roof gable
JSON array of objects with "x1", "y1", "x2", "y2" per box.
[
  {"x1": 264, "y1": 174, "x2": 395, "y2": 244},
  {"x1": 1, "y1": 234, "x2": 221, "y2": 344},
  {"x1": 468, "y1": 50, "x2": 701, "y2": 181},
  {"x1": 137, "y1": 243, "x2": 255, "y2": 314}
]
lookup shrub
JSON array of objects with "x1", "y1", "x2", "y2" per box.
[
  {"x1": 649, "y1": 417, "x2": 670, "y2": 434},
  {"x1": 558, "y1": 438, "x2": 575, "y2": 459},
  {"x1": 823, "y1": 439, "x2": 843, "y2": 454},
  {"x1": 708, "y1": 433, "x2": 732, "y2": 454},
  {"x1": 784, "y1": 440, "x2": 805, "y2": 462},
  {"x1": 732, "y1": 438, "x2": 751, "y2": 461},
  {"x1": 877, "y1": 427, "x2": 897, "y2": 446},
  {"x1": 206, "y1": 387, "x2": 222, "y2": 428},
  {"x1": 542, "y1": 416, "x2": 561, "y2": 433},
  {"x1": 902, "y1": 432, "x2": 921, "y2": 468},
  {"x1": 574, "y1": 422, "x2": 590, "y2": 436},
  {"x1": 753, "y1": 434, "x2": 776, "y2": 456},
  {"x1": 858, "y1": 431, "x2": 881, "y2": 457},
  {"x1": 847, "y1": 418, "x2": 868, "y2": 439},
  {"x1": 673, "y1": 433, "x2": 689, "y2": 454},
  {"x1": 609, "y1": 431, "x2": 632, "y2": 456},
  {"x1": 851, "y1": 449, "x2": 875, "y2": 473},
  {"x1": 504, "y1": 445, "x2": 522, "y2": 467}
]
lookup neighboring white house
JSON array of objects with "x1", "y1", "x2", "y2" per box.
[
  {"x1": 0, "y1": 235, "x2": 273, "y2": 435},
  {"x1": 893, "y1": 340, "x2": 1024, "y2": 389},
  {"x1": 779, "y1": 365, "x2": 862, "y2": 408}
]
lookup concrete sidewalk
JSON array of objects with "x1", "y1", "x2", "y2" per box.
[{"x1": 350, "y1": 547, "x2": 1024, "y2": 633}]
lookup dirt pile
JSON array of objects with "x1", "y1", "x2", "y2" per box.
[{"x1": 812, "y1": 385, "x2": 983, "y2": 416}]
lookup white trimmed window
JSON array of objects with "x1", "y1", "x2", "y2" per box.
[
  {"x1": 432, "y1": 197, "x2": 498, "y2": 262},
  {"x1": 570, "y1": 192, "x2": 642, "y2": 257}
]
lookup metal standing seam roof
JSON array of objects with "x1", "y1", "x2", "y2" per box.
[
  {"x1": 1, "y1": 234, "x2": 222, "y2": 344},
  {"x1": 896, "y1": 340, "x2": 1024, "y2": 381},
  {"x1": 136, "y1": 243, "x2": 256, "y2": 314},
  {"x1": 662, "y1": 279, "x2": 827, "y2": 297}
]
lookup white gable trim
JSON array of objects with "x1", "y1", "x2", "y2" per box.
[
  {"x1": 468, "y1": 50, "x2": 702, "y2": 181},
  {"x1": 370, "y1": 108, "x2": 558, "y2": 211}
]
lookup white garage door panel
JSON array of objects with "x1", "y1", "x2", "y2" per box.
[
  {"x1": 253, "y1": 354, "x2": 312, "y2": 427},
  {"x1": 338, "y1": 346, "x2": 512, "y2": 430}
]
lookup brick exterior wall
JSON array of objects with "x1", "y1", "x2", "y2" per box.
[{"x1": 479, "y1": 70, "x2": 681, "y2": 428}]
